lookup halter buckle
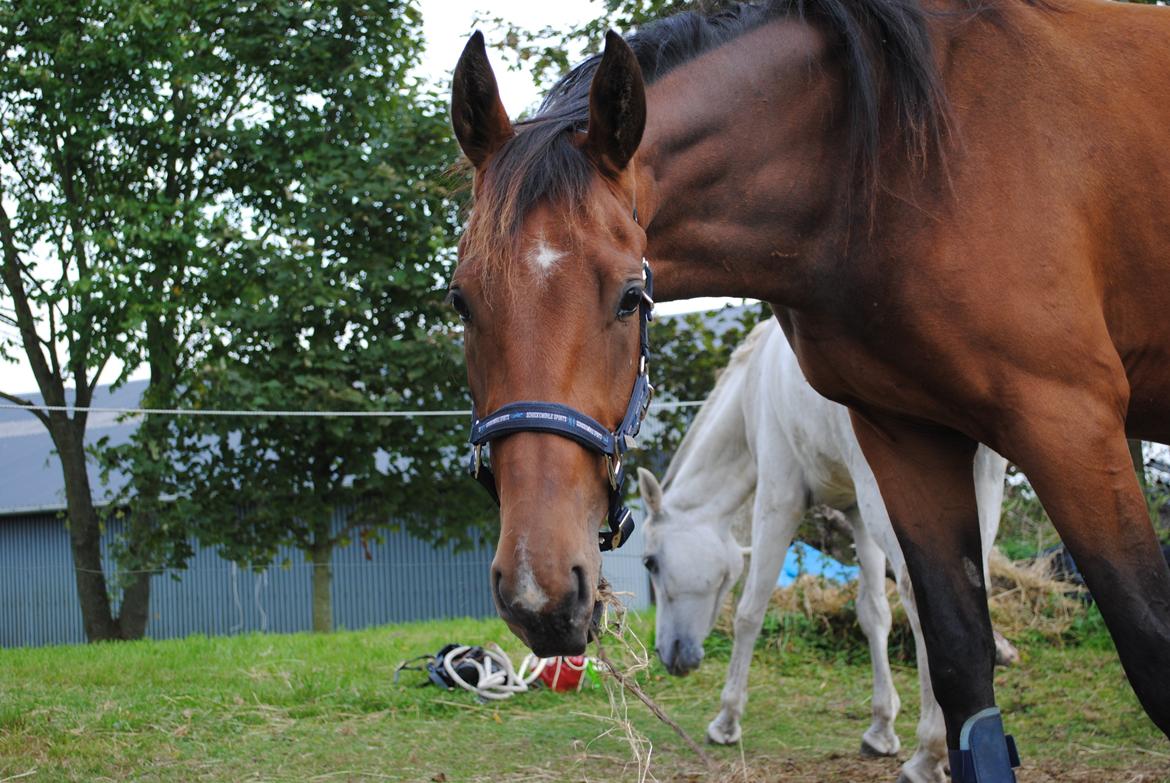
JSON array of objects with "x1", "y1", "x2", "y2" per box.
[
  {"x1": 472, "y1": 444, "x2": 483, "y2": 478},
  {"x1": 606, "y1": 452, "x2": 622, "y2": 490}
]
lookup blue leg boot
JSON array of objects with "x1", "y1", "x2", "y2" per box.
[{"x1": 948, "y1": 707, "x2": 1021, "y2": 783}]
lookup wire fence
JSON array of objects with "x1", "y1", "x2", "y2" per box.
[{"x1": 0, "y1": 400, "x2": 705, "y2": 418}]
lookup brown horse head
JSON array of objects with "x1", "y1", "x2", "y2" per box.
[{"x1": 449, "y1": 31, "x2": 648, "y2": 655}]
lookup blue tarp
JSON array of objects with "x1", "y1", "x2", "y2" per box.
[{"x1": 777, "y1": 541, "x2": 859, "y2": 587}]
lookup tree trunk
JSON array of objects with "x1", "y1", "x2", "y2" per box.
[
  {"x1": 53, "y1": 426, "x2": 120, "y2": 641},
  {"x1": 1129, "y1": 439, "x2": 1147, "y2": 490},
  {"x1": 114, "y1": 404, "x2": 173, "y2": 641},
  {"x1": 309, "y1": 540, "x2": 334, "y2": 633},
  {"x1": 116, "y1": 570, "x2": 153, "y2": 640}
]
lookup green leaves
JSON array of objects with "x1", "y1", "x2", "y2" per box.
[{"x1": 140, "y1": 0, "x2": 492, "y2": 574}]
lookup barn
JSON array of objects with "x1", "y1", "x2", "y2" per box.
[{"x1": 0, "y1": 381, "x2": 650, "y2": 647}]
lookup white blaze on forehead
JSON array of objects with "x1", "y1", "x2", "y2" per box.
[{"x1": 528, "y1": 238, "x2": 567, "y2": 275}]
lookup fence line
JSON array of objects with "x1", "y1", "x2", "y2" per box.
[
  {"x1": 12, "y1": 553, "x2": 646, "y2": 577},
  {"x1": 0, "y1": 399, "x2": 706, "y2": 418}
]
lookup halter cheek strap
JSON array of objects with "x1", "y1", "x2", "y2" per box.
[{"x1": 468, "y1": 260, "x2": 655, "y2": 552}]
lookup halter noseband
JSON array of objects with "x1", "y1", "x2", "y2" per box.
[{"x1": 467, "y1": 259, "x2": 655, "y2": 552}]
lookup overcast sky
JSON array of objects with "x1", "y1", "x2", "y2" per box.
[{"x1": 0, "y1": 1, "x2": 741, "y2": 396}]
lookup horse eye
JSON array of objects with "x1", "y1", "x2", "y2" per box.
[
  {"x1": 618, "y1": 285, "x2": 643, "y2": 318},
  {"x1": 448, "y1": 289, "x2": 471, "y2": 323},
  {"x1": 642, "y1": 555, "x2": 658, "y2": 574}
]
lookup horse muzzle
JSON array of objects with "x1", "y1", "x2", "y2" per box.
[
  {"x1": 492, "y1": 561, "x2": 598, "y2": 657},
  {"x1": 658, "y1": 637, "x2": 704, "y2": 676}
]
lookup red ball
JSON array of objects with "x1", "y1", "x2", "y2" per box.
[{"x1": 539, "y1": 656, "x2": 588, "y2": 692}]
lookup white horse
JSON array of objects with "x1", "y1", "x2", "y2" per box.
[{"x1": 638, "y1": 319, "x2": 1010, "y2": 783}]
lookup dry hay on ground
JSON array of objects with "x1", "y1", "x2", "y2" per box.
[
  {"x1": 713, "y1": 547, "x2": 1089, "y2": 652},
  {"x1": 985, "y1": 547, "x2": 1087, "y2": 639}
]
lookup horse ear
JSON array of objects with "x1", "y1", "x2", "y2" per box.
[
  {"x1": 583, "y1": 30, "x2": 646, "y2": 176},
  {"x1": 637, "y1": 467, "x2": 663, "y2": 515},
  {"x1": 451, "y1": 32, "x2": 514, "y2": 169}
]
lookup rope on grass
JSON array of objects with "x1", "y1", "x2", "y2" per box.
[{"x1": 440, "y1": 643, "x2": 547, "y2": 701}]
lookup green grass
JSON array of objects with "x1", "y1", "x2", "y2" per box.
[{"x1": 1, "y1": 611, "x2": 1167, "y2": 782}]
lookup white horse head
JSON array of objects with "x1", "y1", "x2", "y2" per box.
[{"x1": 638, "y1": 466, "x2": 747, "y2": 675}]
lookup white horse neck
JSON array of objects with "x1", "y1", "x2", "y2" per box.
[{"x1": 660, "y1": 323, "x2": 768, "y2": 528}]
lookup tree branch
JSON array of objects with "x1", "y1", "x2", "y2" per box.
[
  {"x1": 0, "y1": 198, "x2": 65, "y2": 406},
  {"x1": 0, "y1": 389, "x2": 51, "y2": 428}
]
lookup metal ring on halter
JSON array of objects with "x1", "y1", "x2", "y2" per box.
[{"x1": 473, "y1": 444, "x2": 483, "y2": 478}]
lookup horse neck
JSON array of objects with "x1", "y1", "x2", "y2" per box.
[
  {"x1": 636, "y1": 17, "x2": 852, "y2": 305},
  {"x1": 661, "y1": 354, "x2": 757, "y2": 531}
]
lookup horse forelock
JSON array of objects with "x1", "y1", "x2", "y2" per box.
[{"x1": 459, "y1": 122, "x2": 596, "y2": 296}]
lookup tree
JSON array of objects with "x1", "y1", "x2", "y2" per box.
[
  {"x1": 0, "y1": 0, "x2": 254, "y2": 639},
  {"x1": 0, "y1": 0, "x2": 476, "y2": 640},
  {"x1": 154, "y1": 7, "x2": 491, "y2": 633}
]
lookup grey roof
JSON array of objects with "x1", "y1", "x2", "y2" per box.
[{"x1": 0, "y1": 380, "x2": 145, "y2": 516}]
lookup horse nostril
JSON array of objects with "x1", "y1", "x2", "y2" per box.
[
  {"x1": 571, "y1": 565, "x2": 589, "y2": 607},
  {"x1": 493, "y1": 567, "x2": 506, "y2": 607}
]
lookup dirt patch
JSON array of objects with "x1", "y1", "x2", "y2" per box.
[
  {"x1": 686, "y1": 754, "x2": 1169, "y2": 783},
  {"x1": 504, "y1": 752, "x2": 1170, "y2": 783}
]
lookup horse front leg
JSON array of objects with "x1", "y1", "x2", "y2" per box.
[
  {"x1": 1005, "y1": 392, "x2": 1170, "y2": 738},
  {"x1": 850, "y1": 411, "x2": 1016, "y2": 783},
  {"x1": 707, "y1": 463, "x2": 805, "y2": 745}
]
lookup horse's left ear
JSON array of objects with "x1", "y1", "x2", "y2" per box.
[
  {"x1": 452, "y1": 31, "x2": 515, "y2": 169},
  {"x1": 584, "y1": 30, "x2": 646, "y2": 176},
  {"x1": 637, "y1": 467, "x2": 664, "y2": 516}
]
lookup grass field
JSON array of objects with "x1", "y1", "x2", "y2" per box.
[{"x1": 1, "y1": 606, "x2": 1167, "y2": 782}]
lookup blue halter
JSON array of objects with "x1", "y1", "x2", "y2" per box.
[{"x1": 468, "y1": 259, "x2": 655, "y2": 552}]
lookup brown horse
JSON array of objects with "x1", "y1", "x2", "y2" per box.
[{"x1": 448, "y1": 0, "x2": 1170, "y2": 776}]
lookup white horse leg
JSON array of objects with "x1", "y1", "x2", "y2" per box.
[
  {"x1": 851, "y1": 472, "x2": 946, "y2": 783},
  {"x1": 972, "y1": 447, "x2": 1019, "y2": 666},
  {"x1": 846, "y1": 507, "x2": 902, "y2": 758},
  {"x1": 891, "y1": 562, "x2": 948, "y2": 783},
  {"x1": 707, "y1": 466, "x2": 805, "y2": 745}
]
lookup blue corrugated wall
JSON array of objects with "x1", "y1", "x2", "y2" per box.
[{"x1": 0, "y1": 508, "x2": 650, "y2": 648}]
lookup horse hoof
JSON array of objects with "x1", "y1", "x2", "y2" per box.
[
  {"x1": 860, "y1": 738, "x2": 898, "y2": 758},
  {"x1": 993, "y1": 629, "x2": 1020, "y2": 667},
  {"x1": 706, "y1": 719, "x2": 742, "y2": 746},
  {"x1": 895, "y1": 761, "x2": 947, "y2": 783}
]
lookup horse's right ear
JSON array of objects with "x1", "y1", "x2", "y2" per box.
[
  {"x1": 451, "y1": 32, "x2": 514, "y2": 169},
  {"x1": 637, "y1": 467, "x2": 664, "y2": 516},
  {"x1": 583, "y1": 30, "x2": 646, "y2": 176}
]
